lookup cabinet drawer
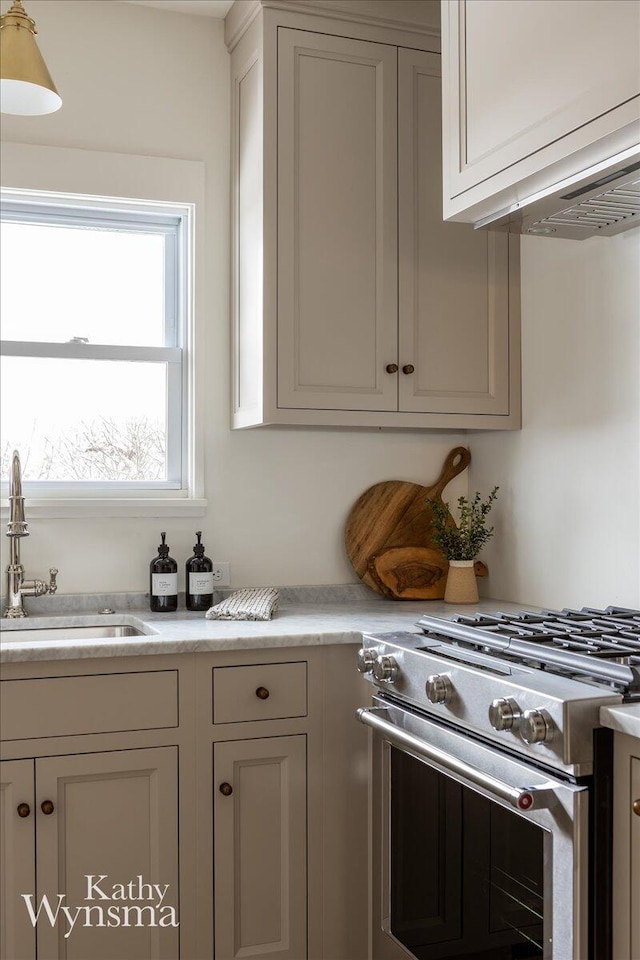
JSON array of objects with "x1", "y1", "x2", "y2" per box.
[
  {"x1": 0, "y1": 670, "x2": 178, "y2": 741},
  {"x1": 213, "y1": 662, "x2": 307, "y2": 724}
]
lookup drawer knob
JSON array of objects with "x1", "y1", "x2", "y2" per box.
[
  {"x1": 633, "y1": 799, "x2": 640, "y2": 817},
  {"x1": 256, "y1": 686, "x2": 270, "y2": 700},
  {"x1": 41, "y1": 800, "x2": 55, "y2": 816},
  {"x1": 219, "y1": 782, "x2": 233, "y2": 797},
  {"x1": 17, "y1": 802, "x2": 31, "y2": 818},
  {"x1": 385, "y1": 363, "x2": 398, "y2": 374},
  {"x1": 402, "y1": 364, "x2": 415, "y2": 375}
]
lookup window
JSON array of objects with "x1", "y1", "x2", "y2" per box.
[{"x1": 0, "y1": 196, "x2": 190, "y2": 497}]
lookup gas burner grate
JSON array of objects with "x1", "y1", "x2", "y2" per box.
[{"x1": 417, "y1": 606, "x2": 640, "y2": 695}]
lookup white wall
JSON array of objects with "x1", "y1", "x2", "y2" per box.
[
  {"x1": 471, "y1": 231, "x2": 640, "y2": 609},
  {"x1": 0, "y1": 0, "x2": 467, "y2": 595}
]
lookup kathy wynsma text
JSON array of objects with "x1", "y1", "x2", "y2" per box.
[{"x1": 22, "y1": 874, "x2": 179, "y2": 938}]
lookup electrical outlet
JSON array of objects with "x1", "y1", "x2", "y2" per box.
[{"x1": 211, "y1": 562, "x2": 230, "y2": 586}]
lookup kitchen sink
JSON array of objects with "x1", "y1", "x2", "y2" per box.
[{"x1": 1, "y1": 623, "x2": 149, "y2": 642}]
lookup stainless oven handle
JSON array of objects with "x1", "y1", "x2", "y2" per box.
[{"x1": 357, "y1": 706, "x2": 556, "y2": 812}]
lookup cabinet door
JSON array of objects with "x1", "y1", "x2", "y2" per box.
[
  {"x1": 277, "y1": 29, "x2": 398, "y2": 412},
  {"x1": 632, "y1": 756, "x2": 640, "y2": 959},
  {"x1": 214, "y1": 735, "x2": 306, "y2": 960},
  {"x1": 35, "y1": 747, "x2": 179, "y2": 960},
  {"x1": 398, "y1": 48, "x2": 511, "y2": 417},
  {"x1": 0, "y1": 760, "x2": 36, "y2": 960},
  {"x1": 442, "y1": 0, "x2": 640, "y2": 221},
  {"x1": 454, "y1": 1, "x2": 639, "y2": 189}
]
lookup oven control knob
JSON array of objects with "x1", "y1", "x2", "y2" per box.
[
  {"x1": 373, "y1": 655, "x2": 399, "y2": 683},
  {"x1": 520, "y1": 709, "x2": 554, "y2": 745},
  {"x1": 425, "y1": 674, "x2": 453, "y2": 705},
  {"x1": 488, "y1": 697, "x2": 521, "y2": 731},
  {"x1": 356, "y1": 648, "x2": 377, "y2": 674}
]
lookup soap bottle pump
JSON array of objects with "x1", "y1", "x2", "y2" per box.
[
  {"x1": 185, "y1": 531, "x2": 214, "y2": 612},
  {"x1": 150, "y1": 532, "x2": 178, "y2": 613}
]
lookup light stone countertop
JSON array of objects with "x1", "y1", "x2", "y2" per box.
[
  {"x1": 600, "y1": 703, "x2": 640, "y2": 739},
  {"x1": 0, "y1": 592, "x2": 535, "y2": 664}
]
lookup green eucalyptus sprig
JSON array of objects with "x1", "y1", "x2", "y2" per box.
[{"x1": 428, "y1": 487, "x2": 499, "y2": 561}]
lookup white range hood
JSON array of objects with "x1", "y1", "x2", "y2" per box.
[{"x1": 475, "y1": 148, "x2": 640, "y2": 240}]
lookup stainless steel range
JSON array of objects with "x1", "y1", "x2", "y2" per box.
[{"x1": 356, "y1": 606, "x2": 640, "y2": 960}]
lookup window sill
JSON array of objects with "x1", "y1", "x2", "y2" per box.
[{"x1": 0, "y1": 498, "x2": 208, "y2": 520}]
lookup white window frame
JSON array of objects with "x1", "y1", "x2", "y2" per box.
[
  {"x1": 1, "y1": 198, "x2": 188, "y2": 493},
  {"x1": 0, "y1": 144, "x2": 206, "y2": 519}
]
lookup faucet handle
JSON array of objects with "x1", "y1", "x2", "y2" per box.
[{"x1": 48, "y1": 568, "x2": 58, "y2": 595}]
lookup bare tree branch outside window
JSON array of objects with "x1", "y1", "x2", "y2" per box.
[{"x1": 0, "y1": 417, "x2": 165, "y2": 483}]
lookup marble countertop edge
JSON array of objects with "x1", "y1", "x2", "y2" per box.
[
  {"x1": 0, "y1": 597, "x2": 533, "y2": 663},
  {"x1": 600, "y1": 703, "x2": 640, "y2": 739},
  {"x1": 0, "y1": 628, "x2": 364, "y2": 663}
]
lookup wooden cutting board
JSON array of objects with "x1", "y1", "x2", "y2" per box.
[{"x1": 344, "y1": 446, "x2": 486, "y2": 600}]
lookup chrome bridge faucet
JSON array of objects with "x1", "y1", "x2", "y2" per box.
[{"x1": 4, "y1": 450, "x2": 58, "y2": 618}]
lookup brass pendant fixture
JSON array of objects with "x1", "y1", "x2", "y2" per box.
[{"x1": 0, "y1": 0, "x2": 61, "y2": 115}]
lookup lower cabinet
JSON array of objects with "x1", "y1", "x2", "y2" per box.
[
  {"x1": 0, "y1": 748, "x2": 179, "y2": 960},
  {"x1": 613, "y1": 731, "x2": 640, "y2": 960},
  {"x1": 2, "y1": 648, "x2": 369, "y2": 960},
  {"x1": 0, "y1": 759, "x2": 36, "y2": 960},
  {"x1": 213, "y1": 735, "x2": 307, "y2": 960}
]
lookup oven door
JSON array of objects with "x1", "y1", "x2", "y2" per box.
[{"x1": 359, "y1": 697, "x2": 589, "y2": 960}]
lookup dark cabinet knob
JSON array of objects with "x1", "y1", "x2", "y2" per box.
[
  {"x1": 402, "y1": 364, "x2": 415, "y2": 375},
  {"x1": 17, "y1": 803, "x2": 31, "y2": 818},
  {"x1": 385, "y1": 363, "x2": 398, "y2": 374},
  {"x1": 219, "y1": 782, "x2": 233, "y2": 797},
  {"x1": 633, "y1": 799, "x2": 640, "y2": 817},
  {"x1": 255, "y1": 686, "x2": 270, "y2": 700},
  {"x1": 40, "y1": 800, "x2": 55, "y2": 815}
]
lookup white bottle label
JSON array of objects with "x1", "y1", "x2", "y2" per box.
[
  {"x1": 189, "y1": 572, "x2": 214, "y2": 595},
  {"x1": 152, "y1": 573, "x2": 178, "y2": 597}
]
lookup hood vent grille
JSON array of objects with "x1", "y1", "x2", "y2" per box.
[
  {"x1": 476, "y1": 150, "x2": 640, "y2": 239},
  {"x1": 531, "y1": 177, "x2": 640, "y2": 233}
]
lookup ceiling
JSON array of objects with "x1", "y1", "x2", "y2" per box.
[{"x1": 123, "y1": 1, "x2": 234, "y2": 17}]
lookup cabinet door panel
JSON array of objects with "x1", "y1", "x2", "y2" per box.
[
  {"x1": 459, "y1": 0, "x2": 640, "y2": 186},
  {"x1": 398, "y1": 49, "x2": 510, "y2": 416},
  {"x1": 234, "y1": 47, "x2": 263, "y2": 423},
  {"x1": 35, "y1": 747, "x2": 178, "y2": 960},
  {"x1": 278, "y1": 29, "x2": 397, "y2": 411},
  {"x1": 0, "y1": 759, "x2": 36, "y2": 960},
  {"x1": 632, "y1": 756, "x2": 640, "y2": 959},
  {"x1": 214, "y1": 735, "x2": 306, "y2": 960}
]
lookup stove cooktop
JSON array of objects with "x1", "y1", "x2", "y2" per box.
[
  {"x1": 359, "y1": 606, "x2": 640, "y2": 774},
  {"x1": 418, "y1": 606, "x2": 640, "y2": 697}
]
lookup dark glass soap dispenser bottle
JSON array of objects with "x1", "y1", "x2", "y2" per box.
[
  {"x1": 150, "y1": 532, "x2": 178, "y2": 612},
  {"x1": 185, "y1": 531, "x2": 214, "y2": 611}
]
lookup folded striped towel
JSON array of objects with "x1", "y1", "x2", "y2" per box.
[{"x1": 205, "y1": 587, "x2": 279, "y2": 621}]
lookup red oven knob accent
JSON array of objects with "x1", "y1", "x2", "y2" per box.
[{"x1": 517, "y1": 792, "x2": 534, "y2": 811}]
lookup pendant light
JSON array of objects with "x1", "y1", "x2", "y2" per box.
[{"x1": 0, "y1": 0, "x2": 61, "y2": 115}]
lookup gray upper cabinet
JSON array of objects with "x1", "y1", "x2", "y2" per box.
[
  {"x1": 398, "y1": 48, "x2": 511, "y2": 417},
  {"x1": 277, "y1": 30, "x2": 398, "y2": 413},
  {"x1": 230, "y1": 6, "x2": 520, "y2": 430},
  {"x1": 441, "y1": 0, "x2": 640, "y2": 225}
]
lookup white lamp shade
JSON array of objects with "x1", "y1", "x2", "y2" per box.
[{"x1": 1, "y1": 77, "x2": 61, "y2": 115}]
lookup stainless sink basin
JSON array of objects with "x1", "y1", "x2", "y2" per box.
[{"x1": 1, "y1": 623, "x2": 148, "y2": 642}]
